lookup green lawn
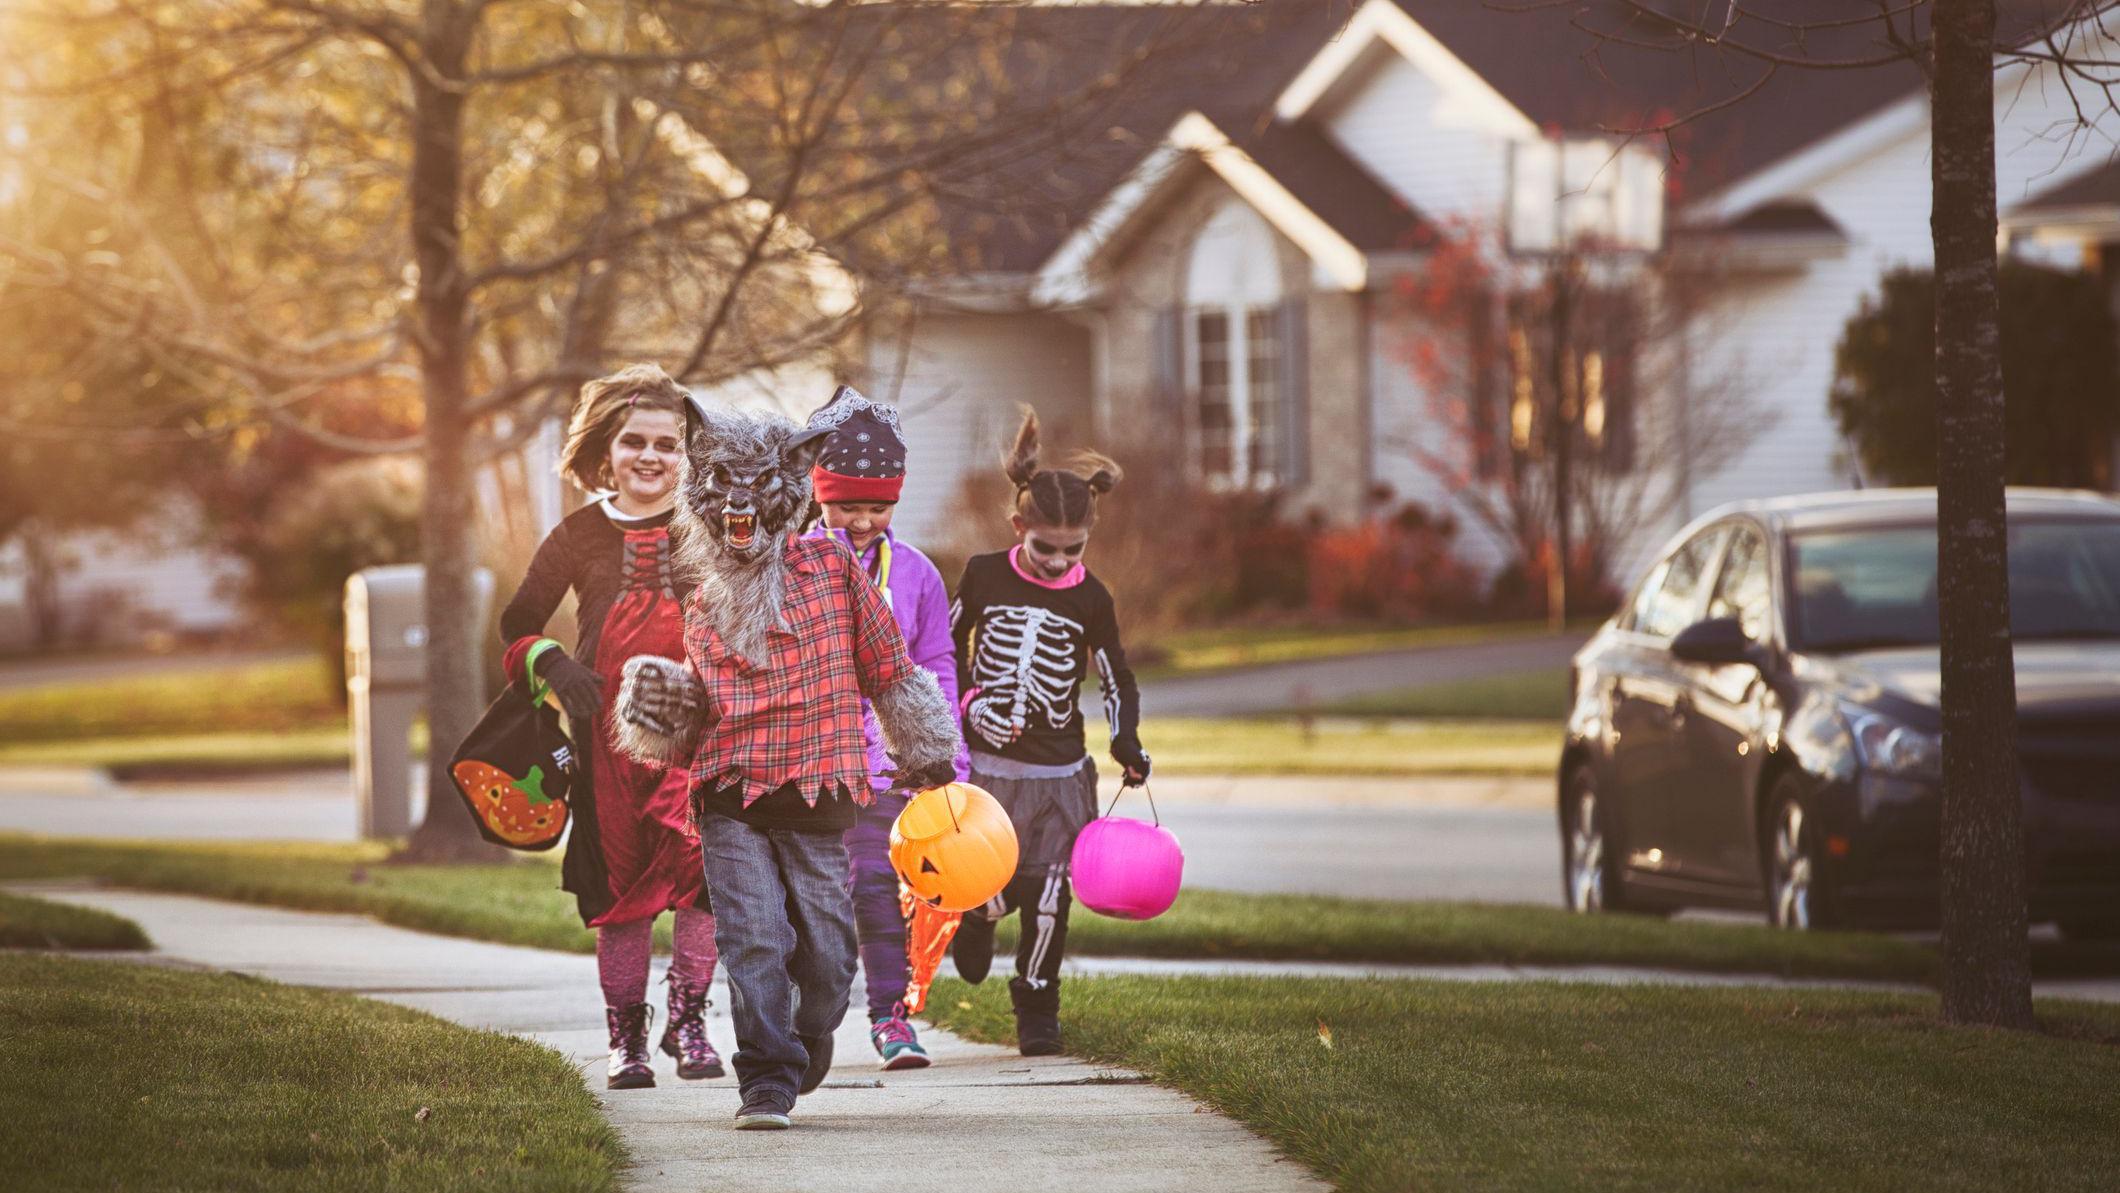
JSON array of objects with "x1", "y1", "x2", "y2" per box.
[
  {"x1": 0, "y1": 728, "x2": 361, "y2": 778},
  {"x1": 1, "y1": 954, "x2": 621, "y2": 1192},
  {"x1": 1320, "y1": 666, "x2": 1574, "y2": 721},
  {"x1": 7, "y1": 834, "x2": 2082, "y2": 986},
  {"x1": 1142, "y1": 618, "x2": 1596, "y2": 679},
  {"x1": 0, "y1": 889, "x2": 151, "y2": 950},
  {"x1": 0, "y1": 656, "x2": 342, "y2": 742},
  {"x1": 927, "y1": 975, "x2": 2120, "y2": 1193},
  {"x1": 1097, "y1": 715, "x2": 1562, "y2": 777}
]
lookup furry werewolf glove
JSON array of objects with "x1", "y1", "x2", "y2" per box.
[
  {"x1": 610, "y1": 655, "x2": 707, "y2": 766},
  {"x1": 871, "y1": 667, "x2": 963, "y2": 793},
  {"x1": 1111, "y1": 731, "x2": 1152, "y2": 786},
  {"x1": 533, "y1": 648, "x2": 603, "y2": 730}
]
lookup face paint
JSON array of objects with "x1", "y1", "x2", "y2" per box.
[{"x1": 1016, "y1": 520, "x2": 1090, "y2": 579}]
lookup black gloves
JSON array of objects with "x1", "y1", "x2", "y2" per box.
[
  {"x1": 1112, "y1": 732, "x2": 1151, "y2": 786},
  {"x1": 533, "y1": 647, "x2": 604, "y2": 729},
  {"x1": 881, "y1": 757, "x2": 958, "y2": 794}
]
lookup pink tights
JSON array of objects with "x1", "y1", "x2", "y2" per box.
[{"x1": 595, "y1": 906, "x2": 717, "y2": 1007}]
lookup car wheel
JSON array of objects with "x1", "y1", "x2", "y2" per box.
[
  {"x1": 1564, "y1": 768, "x2": 1635, "y2": 914},
  {"x1": 1765, "y1": 779, "x2": 1837, "y2": 931}
]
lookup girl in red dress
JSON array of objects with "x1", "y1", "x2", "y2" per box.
[{"x1": 499, "y1": 364, "x2": 721, "y2": 1090}]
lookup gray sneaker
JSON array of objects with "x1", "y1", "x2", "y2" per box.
[{"x1": 734, "y1": 1088, "x2": 794, "y2": 1130}]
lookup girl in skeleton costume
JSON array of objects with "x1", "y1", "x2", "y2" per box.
[
  {"x1": 498, "y1": 364, "x2": 722, "y2": 1091},
  {"x1": 798, "y1": 386, "x2": 968, "y2": 1070},
  {"x1": 948, "y1": 409, "x2": 1150, "y2": 1056}
]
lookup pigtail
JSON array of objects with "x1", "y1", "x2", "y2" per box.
[
  {"x1": 1002, "y1": 408, "x2": 1120, "y2": 529},
  {"x1": 1071, "y1": 451, "x2": 1122, "y2": 496},
  {"x1": 1003, "y1": 406, "x2": 1041, "y2": 490}
]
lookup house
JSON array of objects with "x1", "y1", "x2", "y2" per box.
[{"x1": 832, "y1": 0, "x2": 2120, "y2": 580}]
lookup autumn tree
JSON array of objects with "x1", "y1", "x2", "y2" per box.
[
  {"x1": 1, "y1": 0, "x2": 1207, "y2": 857},
  {"x1": 1393, "y1": 217, "x2": 1767, "y2": 622}
]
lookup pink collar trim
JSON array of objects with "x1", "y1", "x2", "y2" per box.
[{"x1": 1009, "y1": 544, "x2": 1085, "y2": 589}]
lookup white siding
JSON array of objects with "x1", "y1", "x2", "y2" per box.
[
  {"x1": 1671, "y1": 54, "x2": 2120, "y2": 566},
  {"x1": 1365, "y1": 310, "x2": 1514, "y2": 578},
  {"x1": 1318, "y1": 53, "x2": 1512, "y2": 226},
  {"x1": 0, "y1": 531, "x2": 245, "y2": 651},
  {"x1": 863, "y1": 312, "x2": 1094, "y2": 546}
]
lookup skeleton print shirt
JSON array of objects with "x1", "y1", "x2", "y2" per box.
[{"x1": 950, "y1": 549, "x2": 1141, "y2": 768}]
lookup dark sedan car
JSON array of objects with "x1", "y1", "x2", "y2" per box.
[{"x1": 1560, "y1": 488, "x2": 2120, "y2": 935}]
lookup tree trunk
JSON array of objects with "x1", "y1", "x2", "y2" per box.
[
  {"x1": 400, "y1": 3, "x2": 503, "y2": 862},
  {"x1": 1929, "y1": 0, "x2": 2032, "y2": 1028}
]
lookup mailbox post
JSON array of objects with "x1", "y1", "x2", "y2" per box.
[{"x1": 344, "y1": 565, "x2": 493, "y2": 839}]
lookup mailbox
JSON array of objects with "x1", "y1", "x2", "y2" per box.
[{"x1": 344, "y1": 565, "x2": 493, "y2": 839}]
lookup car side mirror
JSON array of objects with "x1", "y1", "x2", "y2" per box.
[{"x1": 1670, "y1": 616, "x2": 1761, "y2": 667}]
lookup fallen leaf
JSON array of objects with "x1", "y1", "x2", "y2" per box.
[
  {"x1": 415, "y1": 1107, "x2": 432, "y2": 1123},
  {"x1": 957, "y1": 1000, "x2": 973, "y2": 1010},
  {"x1": 1581, "y1": 1042, "x2": 1604, "y2": 1055},
  {"x1": 1317, "y1": 1020, "x2": 1334, "y2": 1050}
]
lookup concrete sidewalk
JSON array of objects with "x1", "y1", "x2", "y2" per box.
[{"x1": 12, "y1": 882, "x2": 1325, "y2": 1193}]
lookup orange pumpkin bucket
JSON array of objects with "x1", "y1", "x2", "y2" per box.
[{"x1": 889, "y1": 782, "x2": 1019, "y2": 913}]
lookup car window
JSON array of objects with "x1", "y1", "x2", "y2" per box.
[
  {"x1": 1637, "y1": 529, "x2": 1726, "y2": 639},
  {"x1": 1791, "y1": 519, "x2": 2120, "y2": 650},
  {"x1": 1621, "y1": 556, "x2": 1675, "y2": 633},
  {"x1": 1707, "y1": 526, "x2": 1770, "y2": 641}
]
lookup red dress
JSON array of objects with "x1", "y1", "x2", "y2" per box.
[{"x1": 499, "y1": 503, "x2": 707, "y2": 927}]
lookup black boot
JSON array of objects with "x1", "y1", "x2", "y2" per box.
[
  {"x1": 658, "y1": 979, "x2": 725, "y2": 1080},
  {"x1": 605, "y1": 1003, "x2": 656, "y2": 1090},
  {"x1": 1009, "y1": 978, "x2": 1063, "y2": 1057},
  {"x1": 952, "y1": 913, "x2": 996, "y2": 985}
]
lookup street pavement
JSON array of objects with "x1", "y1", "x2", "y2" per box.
[
  {"x1": 1141, "y1": 632, "x2": 1588, "y2": 716},
  {"x1": 0, "y1": 767, "x2": 1566, "y2": 906},
  {"x1": 13, "y1": 883, "x2": 1327, "y2": 1193}
]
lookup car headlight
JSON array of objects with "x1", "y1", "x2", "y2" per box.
[{"x1": 1841, "y1": 705, "x2": 1942, "y2": 780}]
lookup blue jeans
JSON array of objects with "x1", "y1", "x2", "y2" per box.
[{"x1": 697, "y1": 812, "x2": 858, "y2": 1100}]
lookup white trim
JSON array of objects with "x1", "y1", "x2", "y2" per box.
[
  {"x1": 1033, "y1": 138, "x2": 1191, "y2": 306},
  {"x1": 1683, "y1": 92, "x2": 1930, "y2": 225},
  {"x1": 1274, "y1": 0, "x2": 1536, "y2": 136},
  {"x1": 1033, "y1": 111, "x2": 1369, "y2": 304}
]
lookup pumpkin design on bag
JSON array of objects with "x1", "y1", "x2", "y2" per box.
[{"x1": 451, "y1": 759, "x2": 570, "y2": 847}]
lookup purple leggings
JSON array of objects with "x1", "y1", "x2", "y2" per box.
[
  {"x1": 846, "y1": 787, "x2": 910, "y2": 1020},
  {"x1": 595, "y1": 906, "x2": 718, "y2": 1006}
]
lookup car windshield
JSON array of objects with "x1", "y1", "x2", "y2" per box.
[{"x1": 1790, "y1": 519, "x2": 2120, "y2": 652}]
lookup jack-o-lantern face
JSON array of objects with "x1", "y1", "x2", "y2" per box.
[
  {"x1": 889, "y1": 783, "x2": 1018, "y2": 913},
  {"x1": 452, "y1": 759, "x2": 569, "y2": 847}
]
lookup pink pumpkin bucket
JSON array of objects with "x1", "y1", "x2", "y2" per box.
[{"x1": 1070, "y1": 785, "x2": 1184, "y2": 921}]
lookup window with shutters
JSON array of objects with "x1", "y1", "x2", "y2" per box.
[{"x1": 1184, "y1": 199, "x2": 1285, "y2": 489}]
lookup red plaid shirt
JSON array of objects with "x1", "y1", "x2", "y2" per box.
[{"x1": 681, "y1": 536, "x2": 913, "y2": 809}]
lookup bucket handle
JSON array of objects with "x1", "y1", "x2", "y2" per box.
[{"x1": 1098, "y1": 782, "x2": 1159, "y2": 827}]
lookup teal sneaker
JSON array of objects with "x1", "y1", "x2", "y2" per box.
[{"x1": 870, "y1": 1010, "x2": 933, "y2": 1071}]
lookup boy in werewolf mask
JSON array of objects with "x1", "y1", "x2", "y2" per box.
[{"x1": 612, "y1": 396, "x2": 961, "y2": 1131}]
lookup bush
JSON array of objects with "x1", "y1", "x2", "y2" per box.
[
  {"x1": 1832, "y1": 262, "x2": 2120, "y2": 487},
  {"x1": 1485, "y1": 542, "x2": 1620, "y2": 619},
  {"x1": 1305, "y1": 502, "x2": 1482, "y2": 620},
  {"x1": 250, "y1": 457, "x2": 423, "y2": 689}
]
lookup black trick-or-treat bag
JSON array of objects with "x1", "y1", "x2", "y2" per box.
[{"x1": 448, "y1": 639, "x2": 579, "y2": 851}]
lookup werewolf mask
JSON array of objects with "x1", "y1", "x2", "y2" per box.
[
  {"x1": 669, "y1": 398, "x2": 829, "y2": 665},
  {"x1": 675, "y1": 398, "x2": 828, "y2": 565}
]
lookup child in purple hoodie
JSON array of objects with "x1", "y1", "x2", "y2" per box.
[{"x1": 802, "y1": 385, "x2": 969, "y2": 1068}]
